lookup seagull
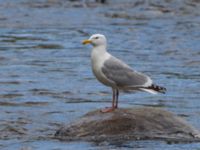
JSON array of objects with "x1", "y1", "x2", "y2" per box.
[{"x1": 82, "y1": 34, "x2": 166, "y2": 112}]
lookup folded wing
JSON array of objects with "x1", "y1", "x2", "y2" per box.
[{"x1": 101, "y1": 56, "x2": 152, "y2": 88}]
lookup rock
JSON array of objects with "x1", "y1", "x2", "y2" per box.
[{"x1": 55, "y1": 107, "x2": 200, "y2": 143}]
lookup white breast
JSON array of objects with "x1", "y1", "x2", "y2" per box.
[{"x1": 91, "y1": 47, "x2": 115, "y2": 87}]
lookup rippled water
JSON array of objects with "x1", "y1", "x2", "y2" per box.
[{"x1": 0, "y1": 0, "x2": 200, "y2": 149}]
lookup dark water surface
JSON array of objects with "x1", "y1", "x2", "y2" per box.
[{"x1": 0, "y1": 0, "x2": 200, "y2": 149}]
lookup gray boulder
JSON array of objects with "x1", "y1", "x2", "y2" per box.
[{"x1": 55, "y1": 107, "x2": 200, "y2": 143}]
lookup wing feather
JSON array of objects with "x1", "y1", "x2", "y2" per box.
[{"x1": 101, "y1": 56, "x2": 152, "y2": 88}]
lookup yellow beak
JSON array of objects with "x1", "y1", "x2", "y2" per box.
[{"x1": 82, "y1": 39, "x2": 92, "y2": 45}]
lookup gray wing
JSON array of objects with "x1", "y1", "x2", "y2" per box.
[{"x1": 102, "y1": 56, "x2": 152, "y2": 88}]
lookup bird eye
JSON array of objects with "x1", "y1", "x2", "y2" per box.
[{"x1": 95, "y1": 37, "x2": 99, "y2": 39}]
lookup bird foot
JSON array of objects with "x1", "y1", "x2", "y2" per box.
[{"x1": 100, "y1": 107, "x2": 115, "y2": 113}]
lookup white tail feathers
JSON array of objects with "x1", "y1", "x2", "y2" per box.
[
  {"x1": 141, "y1": 84, "x2": 166, "y2": 94},
  {"x1": 140, "y1": 88, "x2": 158, "y2": 94}
]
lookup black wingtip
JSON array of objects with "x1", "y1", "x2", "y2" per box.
[{"x1": 148, "y1": 84, "x2": 167, "y2": 94}]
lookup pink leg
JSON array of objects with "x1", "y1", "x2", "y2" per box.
[
  {"x1": 115, "y1": 89, "x2": 119, "y2": 108},
  {"x1": 100, "y1": 88, "x2": 116, "y2": 113}
]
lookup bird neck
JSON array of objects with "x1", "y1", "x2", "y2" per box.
[
  {"x1": 91, "y1": 45, "x2": 109, "y2": 61},
  {"x1": 91, "y1": 45, "x2": 110, "y2": 70},
  {"x1": 92, "y1": 45, "x2": 107, "y2": 53}
]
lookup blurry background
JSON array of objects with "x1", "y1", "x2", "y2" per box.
[{"x1": 0, "y1": 0, "x2": 200, "y2": 149}]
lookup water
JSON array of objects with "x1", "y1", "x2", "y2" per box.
[{"x1": 0, "y1": 0, "x2": 200, "y2": 149}]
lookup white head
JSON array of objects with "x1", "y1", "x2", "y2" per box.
[{"x1": 82, "y1": 34, "x2": 107, "y2": 47}]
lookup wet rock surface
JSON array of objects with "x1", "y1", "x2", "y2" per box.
[{"x1": 55, "y1": 107, "x2": 200, "y2": 143}]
